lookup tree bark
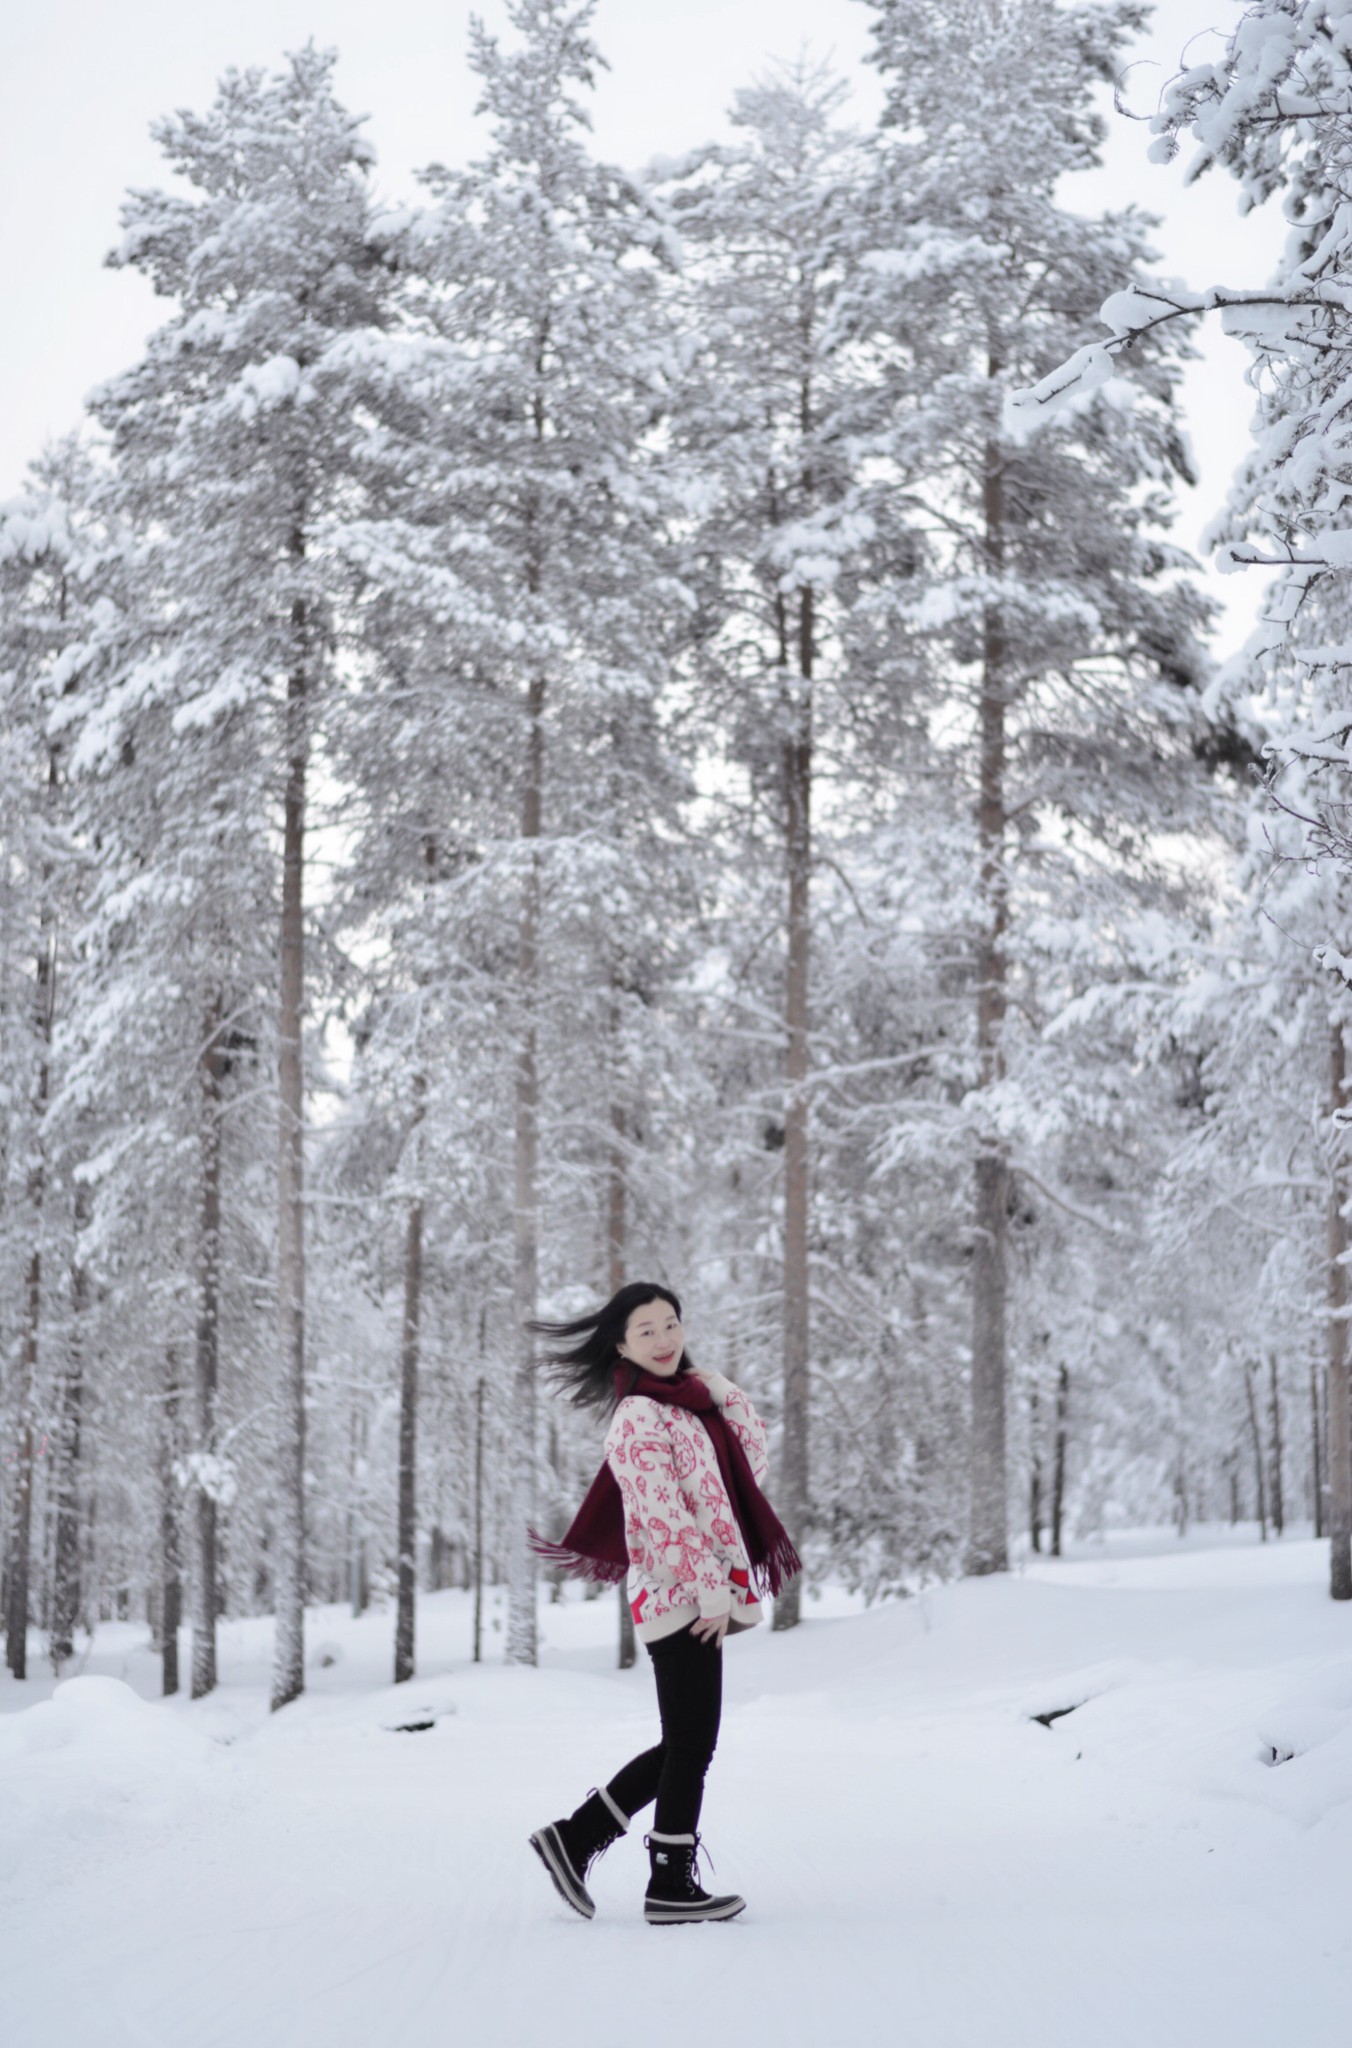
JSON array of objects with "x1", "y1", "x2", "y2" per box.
[
  {"x1": 775, "y1": 579, "x2": 813, "y2": 1632},
  {"x1": 1028, "y1": 1386, "x2": 1043, "y2": 1554},
  {"x1": 1267, "y1": 1352, "x2": 1284, "y2": 1538},
  {"x1": 272, "y1": 597, "x2": 309, "y2": 1711},
  {"x1": 192, "y1": 992, "x2": 226, "y2": 1697},
  {"x1": 1326, "y1": 1018, "x2": 1352, "y2": 1600},
  {"x1": 607, "y1": 1096, "x2": 627, "y2": 1301},
  {"x1": 1050, "y1": 1364, "x2": 1069, "y2": 1558},
  {"x1": 49, "y1": 1181, "x2": 88, "y2": 1671},
  {"x1": 347, "y1": 1403, "x2": 369, "y2": 1618},
  {"x1": 506, "y1": 671, "x2": 545, "y2": 1667},
  {"x1": 967, "y1": 406, "x2": 1010, "y2": 1578},
  {"x1": 473, "y1": 1377, "x2": 485, "y2": 1665},
  {"x1": 393, "y1": 1189, "x2": 423, "y2": 1684},
  {"x1": 159, "y1": 1351, "x2": 183, "y2": 1696},
  {"x1": 1311, "y1": 1357, "x2": 1325, "y2": 1539},
  {"x1": 4, "y1": 791, "x2": 56, "y2": 1680},
  {"x1": 394, "y1": 1113, "x2": 423, "y2": 1685},
  {"x1": 607, "y1": 1094, "x2": 637, "y2": 1670},
  {"x1": 1243, "y1": 1360, "x2": 1269, "y2": 1541}
]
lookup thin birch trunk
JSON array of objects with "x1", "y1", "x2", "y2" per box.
[
  {"x1": 192, "y1": 992, "x2": 226, "y2": 1697},
  {"x1": 968, "y1": 400, "x2": 1010, "y2": 1577},
  {"x1": 1326, "y1": 1018, "x2": 1352, "y2": 1600},
  {"x1": 272, "y1": 579, "x2": 309, "y2": 1711}
]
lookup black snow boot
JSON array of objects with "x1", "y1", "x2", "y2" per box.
[
  {"x1": 644, "y1": 1830, "x2": 746, "y2": 1926},
  {"x1": 529, "y1": 1786, "x2": 629, "y2": 1920}
]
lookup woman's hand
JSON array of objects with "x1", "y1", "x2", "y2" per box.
[{"x1": 690, "y1": 1611, "x2": 730, "y2": 1647}]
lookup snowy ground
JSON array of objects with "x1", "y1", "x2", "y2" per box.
[{"x1": 3, "y1": 1527, "x2": 1350, "y2": 2048}]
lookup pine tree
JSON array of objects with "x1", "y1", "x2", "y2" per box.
[
  {"x1": 92, "y1": 45, "x2": 403, "y2": 1704},
  {"x1": 397, "y1": 0, "x2": 684, "y2": 1664},
  {"x1": 1019, "y1": 0, "x2": 1352, "y2": 1599},
  {"x1": 661, "y1": 63, "x2": 878, "y2": 1626},
  {"x1": 860, "y1": 0, "x2": 1211, "y2": 1573}
]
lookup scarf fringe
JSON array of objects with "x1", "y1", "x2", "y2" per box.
[
  {"x1": 527, "y1": 1528, "x2": 628, "y2": 1586},
  {"x1": 753, "y1": 1530, "x2": 803, "y2": 1601}
]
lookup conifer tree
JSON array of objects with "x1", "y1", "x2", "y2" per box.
[
  {"x1": 1019, "y1": 0, "x2": 1352, "y2": 1599},
  {"x1": 860, "y1": 0, "x2": 1210, "y2": 1573},
  {"x1": 658, "y1": 64, "x2": 879, "y2": 1626},
  {"x1": 0, "y1": 453, "x2": 97, "y2": 1676},
  {"x1": 92, "y1": 45, "x2": 402, "y2": 1704},
  {"x1": 400, "y1": 0, "x2": 683, "y2": 1664}
]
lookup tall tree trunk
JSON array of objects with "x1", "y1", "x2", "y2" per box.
[
  {"x1": 1028, "y1": 1386, "x2": 1043, "y2": 1554},
  {"x1": 1173, "y1": 1454, "x2": 1189, "y2": 1537},
  {"x1": 1243, "y1": 1360, "x2": 1269, "y2": 1541},
  {"x1": 394, "y1": 1054, "x2": 427, "y2": 1685},
  {"x1": 507, "y1": 671, "x2": 545, "y2": 1667},
  {"x1": 347, "y1": 1404, "x2": 369, "y2": 1618},
  {"x1": 1267, "y1": 1352, "x2": 1284, "y2": 1538},
  {"x1": 606, "y1": 1091, "x2": 637, "y2": 1669},
  {"x1": 4, "y1": 807, "x2": 56, "y2": 1680},
  {"x1": 394, "y1": 1182, "x2": 423, "y2": 1682},
  {"x1": 192, "y1": 991, "x2": 226, "y2": 1697},
  {"x1": 1050, "y1": 1364, "x2": 1069, "y2": 1558},
  {"x1": 49, "y1": 1181, "x2": 88, "y2": 1672},
  {"x1": 968, "y1": 405, "x2": 1010, "y2": 1578},
  {"x1": 395, "y1": 834, "x2": 438, "y2": 1682},
  {"x1": 473, "y1": 1377, "x2": 485, "y2": 1664},
  {"x1": 608, "y1": 1100, "x2": 628, "y2": 1296},
  {"x1": 774, "y1": 579, "x2": 813, "y2": 1632},
  {"x1": 159, "y1": 1350, "x2": 182, "y2": 1696},
  {"x1": 1311, "y1": 1357, "x2": 1325, "y2": 1539},
  {"x1": 272, "y1": 599, "x2": 309, "y2": 1711},
  {"x1": 1326, "y1": 1019, "x2": 1352, "y2": 1600}
]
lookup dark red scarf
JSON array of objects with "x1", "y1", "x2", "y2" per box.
[{"x1": 529, "y1": 1366, "x2": 801, "y2": 1599}]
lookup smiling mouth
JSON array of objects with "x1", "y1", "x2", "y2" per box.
[{"x1": 653, "y1": 1352, "x2": 676, "y2": 1364}]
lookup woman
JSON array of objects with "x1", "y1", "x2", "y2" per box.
[{"x1": 526, "y1": 1282, "x2": 800, "y2": 1927}]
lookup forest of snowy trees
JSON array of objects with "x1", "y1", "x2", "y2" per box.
[{"x1": 4, "y1": 0, "x2": 1352, "y2": 1711}]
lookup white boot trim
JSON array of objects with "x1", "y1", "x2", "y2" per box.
[{"x1": 599, "y1": 1785, "x2": 630, "y2": 1831}]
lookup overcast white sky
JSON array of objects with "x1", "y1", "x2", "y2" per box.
[{"x1": 1, "y1": 0, "x2": 1285, "y2": 652}]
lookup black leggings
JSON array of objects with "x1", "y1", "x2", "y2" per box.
[{"x1": 605, "y1": 1623, "x2": 723, "y2": 1836}]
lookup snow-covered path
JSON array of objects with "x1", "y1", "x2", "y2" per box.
[{"x1": 4, "y1": 1533, "x2": 1350, "y2": 2048}]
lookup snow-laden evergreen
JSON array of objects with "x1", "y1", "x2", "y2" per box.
[
  {"x1": 1, "y1": 0, "x2": 1349, "y2": 1752},
  {"x1": 1012, "y1": 0, "x2": 1352, "y2": 1599}
]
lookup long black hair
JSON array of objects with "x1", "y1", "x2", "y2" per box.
[{"x1": 529, "y1": 1281, "x2": 691, "y2": 1417}]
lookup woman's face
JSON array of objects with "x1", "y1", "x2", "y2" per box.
[{"x1": 617, "y1": 1299, "x2": 684, "y2": 1377}]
